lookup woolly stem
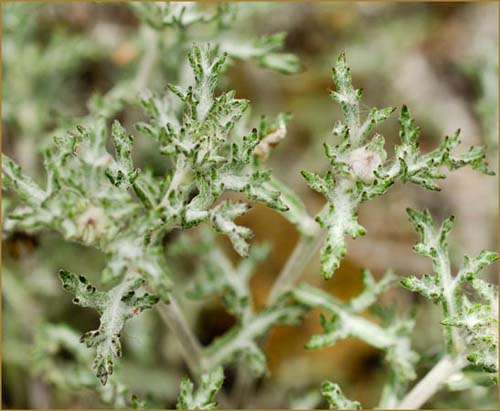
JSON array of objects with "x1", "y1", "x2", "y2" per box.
[
  {"x1": 155, "y1": 296, "x2": 206, "y2": 378},
  {"x1": 268, "y1": 205, "x2": 327, "y2": 304},
  {"x1": 396, "y1": 355, "x2": 465, "y2": 409}
]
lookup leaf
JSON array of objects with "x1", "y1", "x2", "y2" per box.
[
  {"x1": 176, "y1": 367, "x2": 224, "y2": 410},
  {"x1": 2, "y1": 153, "x2": 45, "y2": 206},
  {"x1": 455, "y1": 251, "x2": 499, "y2": 285},
  {"x1": 301, "y1": 52, "x2": 494, "y2": 280},
  {"x1": 322, "y1": 381, "x2": 361, "y2": 410},
  {"x1": 210, "y1": 201, "x2": 253, "y2": 257},
  {"x1": 402, "y1": 210, "x2": 498, "y2": 373},
  {"x1": 204, "y1": 296, "x2": 307, "y2": 376},
  {"x1": 32, "y1": 323, "x2": 137, "y2": 407},
  {"x1": 294, "y1": 283, "x2": 418, "y2": 381},
  {"x1": 347, "y1": 269, "x2": 395, "y2": 312},
  {"x1": 400, "y1": 274, "x2": 442, "y2": 302},
  {"x1": 134, "y1": 44, "x2": 290, "y2": 255},
  {"x1": 259, "y1": 52, "x2": 302, "y2": 74},
  {"x1": 186, "y1": 231, "x2": 270, "y2": 320},
  {"x1": 442, "y1": 295, "x2": 498, "y2": 374},
  {"x1": 59, "y1": 270, "x2": 159, "y2": 385},
  {"x1": 330, "y1": 52, "x2": 362, "y2": 135},
  {"x1": 132, "y1": 2, "x2": 218, "y2": 30},
  {"x1": 105, "y1": 120, "x2": 139, "y2": 189}
]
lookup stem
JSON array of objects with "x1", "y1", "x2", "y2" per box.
[
  {"x1": 431, "y1": 234, "x2": 463, "y2": 356},
  {"x1": 396, "y1": 355, "x2": 465, "y2": 409},
  {"x1": 134, "y1": 27, "x2": 159, "y2": 91},
  {"x1": 230, "y1": 360, "x2": 253, "y2": 407},
  {"x1": 159, "y1": 154, "x2": 188, "y2": 208},
  {"x1": 268, "y1": 208, "x2": 326, "y2": 304},
  {"x1": 378, "y1": 371, "x2": 400, "y2": 409},
  {"x1": 155, "y1": 296, "x2": 206, "y2": 378}
]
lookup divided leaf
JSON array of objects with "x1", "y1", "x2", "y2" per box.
[
  {"x1": 105, "y1": 120, "x2": 139, "y2": 189},
  {"x1": 203, "y1": 296, "x2": 307, "y2": 377},
  {"x1": 302, "y1": 52, "x2": 493, "y2": 280},
  {"x1": 135, "y1": 44, "x2": 300, "y2": 255},
  {"x1": 401, "y1": 210, "x2": 498, "y2": 375},
  {"x1": 177, "y1": 367, "x2": 224, "y2": 410},
  {"x1": 322, "y1": 381, "x2": 361, "y2": 410},
  {"x1": 294, "y1": 278, "x2": 418, "y2": 382},
  {"x1": 59, "y1": 270, "x2": 159, "y2": 385}
]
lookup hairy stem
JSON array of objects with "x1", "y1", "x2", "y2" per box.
[
  {"x1": 435, "y1": 246, "x2": 461, "y2": 354},
  {"x1": 396, "y1": 355, "x2": 465, "y2": 409},
  {"x1": 155, "y1": 296, "x2": 206, "y2": 378},
  {"x1": 268, "y1": 206, "x2": 326, "y2": 304},
  {"x1": 159, "y1": 154, "x2": 188, "y2": 208}
]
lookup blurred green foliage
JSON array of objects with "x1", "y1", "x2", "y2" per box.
[{"x1": 2, "y1": 2, "x2": 498, "y2": 409}]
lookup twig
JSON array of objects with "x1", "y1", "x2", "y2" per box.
[
  {"x1": 396, "y1": 355, "x2": 465, "y2": 409},
  {"x1": 155, "y1": 296, "x2": 206, "y2": 378},
  {"x1": 268, "y1": 206, "x2": 326, "y2": 304},
  {"x1": 134, "y1": 26, "x2": 159, "y2": 91}
]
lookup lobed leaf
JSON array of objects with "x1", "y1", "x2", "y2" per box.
[
  {"x1": 322, "y1": 381, "x2": 361, "y2": 410},
  {"x1": 59, "y1": 270, "x2": 159, "y2": 385},
  {"x1": 176, "y1": 367, "x2": 224, "y2": 410}
]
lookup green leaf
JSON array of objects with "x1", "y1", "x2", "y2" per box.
[
  {"x1": 348, "y1": 269, "x2": 395, "y2": 312},
  {"x1": 132, "y1": 2, "x2": 218, "y2": 29},
  {"x1": 259, "y1": 52, "x2": 302, "y2": 74},
  {"x1": 176, "y1": 367, "x2": 224, "y2": 410},
  {"x1": 442, "y1": 295, "x2": 498, "y2": 374},
  {"x1": 322, "y1": 381, "x2": 361, "y2": 410},
  {"x1": 2, "y1": 153, "x2": 45, "y2": 206},
  {"x1": 400, "y1": 274, "x2": 442, "y2": 302},
  {"x1": 402, "y1": 210, "x2": 498, "y2": 372},
  {"x1": 32, "y1": 323, "x2": 136, "y2": 407},
  {"x1": 59, "y1": 270, "x2": 159, "y2": 385},
  {"x1": 294, "y1": 282, "x2": 418, "y2": 381},
  {"x1": 210, "y1": 201, "x2": 253, "y2": 257},
  {"x1": 186, "y1": 230, "x2": 270, "y2": 320},
  {"x1": 302, "y1": 52, "x2": 494, "y2": 280},
  {"x1": 330, "y1": 52, "x2": 362, "y2": 136},
  {"x1": 204, "y1": 296, "x2": 307, "y2": 376},
  {"x1": 135, "y1": 44, "x2": 290, "y2": 255},
  {"x1": 105, "y1": 120, "x2": 139, "y2": 189}
]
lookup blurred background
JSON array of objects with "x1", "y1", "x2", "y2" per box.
[{"x1": 2, "y1": 2, "x2": 498, "y2": 409}]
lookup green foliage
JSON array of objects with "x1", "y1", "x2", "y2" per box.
[
  {"x1": 59, "y1": 270, "x2": 159, "y2": 385},
  {"x1": 131, "y1": 2, "x2": 223, "y2": 29},
  {"x1": 401, "y1": 209, "x2": 498, "y2": 377},
  {"x1": 183, "y1": 229, "x2": 270, "y2": 320},
  {"x1": 177, "y1": 367, "x2": 224, "y2": 410},
  {"x1": 136, "y1": 43, "x2": 310, "y2": 252},
  {"x1": 2, "y1": 28, "x2": 308, "y2": 392},
  {"x1": 293, "y1": 270, "x2": 418, "y2": 382},
  {"x1": 174, "y1": 230, "x2": 306, "y2": 376},
  {"x1": 132, "y1": 2, "x2": 301, "y2": 75},
  {"x1": 2, "y1": 2, "x2": 497, "y2": 409},
  {"x1": 321, "y1": 381, "x2": 361, "y2": 410},
  {"x1": 2, "y1": 3, "x2": 103, "y2": 145},
  {"x1": 304, "y1": 52, "x2": 493, "y2": 279},
  {"x1": 32, "y1": 323, "x2": 139, "y2": 408},
  {"x1": 204, "y1": 295, "x2": 306, "y2": 377},
  {"x1": 2, "y1": 116, "x2": 172, "y2": 299}
]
